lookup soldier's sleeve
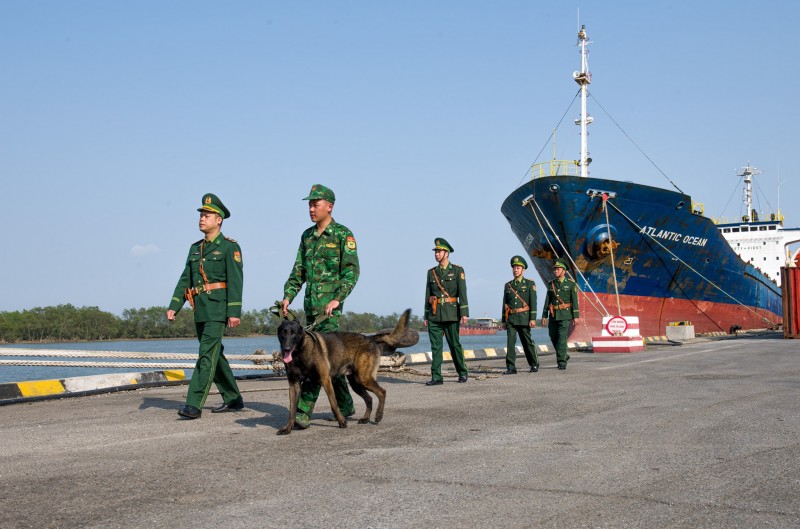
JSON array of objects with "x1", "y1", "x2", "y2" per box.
[
  {"x1": 571, "y1": 281, "x2": 580, "y2": 318},
  {"x1": 528, "y1": 280, "x2": 538, "y2": 320},
  {"x1": 225, "y1": 241, "x2": 244, "y2": 319},
  {"x1": 283, "y1": 237, "x2": 306, "y2": 303},
  {"x1": 168, "y1": 247, "x2": 192, "y2": 313},
  {"x1": 457, "y1": 266, "x2": 469, "y2": 318},
  {"x1": 335, "y1": 228, "x2": 360, "y2": 302},
  {"x1": 500, "y1": 284, "x2": 508, "y2": 323},
  {"x1": 424, "y1": 269, "x2": 433, "y2": 320}
]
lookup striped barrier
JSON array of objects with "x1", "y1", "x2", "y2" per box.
[
  {"x1": 0, "y1": 370, "x2": 186, "y2": 404},
  {"x1": 403, "y1": 343, "x2": 589, "y2": 365}
]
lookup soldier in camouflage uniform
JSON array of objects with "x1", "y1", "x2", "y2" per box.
[
  {"x1": 167, "y1": 193, "x2": 245, "y2": 419},
  {"x1": 501, "y1": 255, "x2": 539, "y2": 374},
  {"x1": 282, "y1": 184, "x2": 359, "y2": 429},
  {"x1": 541, "y1": 258, "x2": 581, "y2": 370},
  {"x1": 424, "y1": 238, "x2": 469, "y2": 385}
]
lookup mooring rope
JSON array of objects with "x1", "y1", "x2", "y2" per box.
[
  {"x1": 0, "y1": 349, "x2": 270, "y2": 361},
  {"x1": 526, "y1": 196, "x2": 610, "y2": 319},
  {"x1": 603, "y1": 195, "x2": 622, "y2": 315},
  {"x1": 0, "y1": 359, "x2": 269, "y2": 370},
  {"x1": 0, "y1": 349, "x2": 409, "y2": 372},
  {"x1": 606, "y1": 200, "x2": 779, "y2": 327}
]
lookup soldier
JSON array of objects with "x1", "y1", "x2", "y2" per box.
[
  {"x1": 167, "y1": 193, "x2": 245, "y2": 419},
  {"x1": 424, "y1": 238, "x2": 469, "y2": 385},
  {"x1": 282, "y1": 184, "x2": 359, "y2": 429},
  {"x1": 501, "y1": 255, "x2": 538, "y2": 374},
  {"x1": 541, "y1": 258, "x2": 581, "y2": 370}
]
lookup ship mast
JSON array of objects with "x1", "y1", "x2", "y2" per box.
[
  {"x1": 573, "y1": 24, "x2": 592, "y2": 178},
  {"x1": 739, "y1": 163, "x2": 760, "y2": 222}
]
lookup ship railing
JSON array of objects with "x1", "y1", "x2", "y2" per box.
[
  {"x1": 531, "y1": 159, "x2": 581, "y2": 179},
  {"x1": 713, "y1": 211, "x2": 784, "y2": 225}
]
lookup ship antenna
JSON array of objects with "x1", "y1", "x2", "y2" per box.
[{"x1": 573, "y1": 25, "x2": 592, "y2": 178}]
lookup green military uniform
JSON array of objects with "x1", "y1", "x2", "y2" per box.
[
  {"x1": 283, "y1": 184, "x2": 359, "y2": 421},
  {"x1": 502, "y1": 255, "x2": 538, "y2": 372},
  {"x1": 542, "y1": 259, "x2": 580, "y2": 369},
  {"x1": 424, "y1": 238, "x2": 469, "y2": 383},
  {"x1": 169, "y1": 193, "x2": 243, "y2": 412}
]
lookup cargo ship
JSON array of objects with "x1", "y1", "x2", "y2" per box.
[
  {"x1": 460, "y1": 318, "x2": 502, "y2": 336},
  {"x1": 501, "y1": 25, "x2": 800, "y2": 342}
]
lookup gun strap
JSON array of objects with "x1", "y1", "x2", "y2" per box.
[
  {"x1": 198, "y1": 240, "x2": 211, "y2": 287},
  {"x1": 431, "y1": 267, "x2": 452, "y2": 298},
  {"x1": 506, "y1": 281, "x2": 530, "y2": 311}
]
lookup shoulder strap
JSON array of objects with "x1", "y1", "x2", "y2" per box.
[
  {"x1": 507, "y1": 282, "x2": 529, "y2": 310},
  {"x1": 431, "y1": 268, "x2": 451, "y2": 298}
]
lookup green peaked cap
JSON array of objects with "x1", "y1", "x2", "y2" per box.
[
  {"x1": 432, "y1": 237, "x2": 454, "y2": 253},
  {"x1": 510, "y1": 255, "x2": 528, "y2": 269},
  {"x1": 198, "y1": 193, "x2": 230, "y2": 219},
  {"x1": 302, "y1": 184, "x2": 336, "y2": 203},
  {"x1": 553, "y1": 258, "x2": 568, "y2": 269}
]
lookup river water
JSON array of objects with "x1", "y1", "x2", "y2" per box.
[{"x1": 0, "y1": 328, "x2": 552, "y2": 384}]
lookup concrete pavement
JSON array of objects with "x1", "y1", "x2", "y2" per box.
[{"x1": 1, "y1": 333, "x2": 798, "y2": 528}]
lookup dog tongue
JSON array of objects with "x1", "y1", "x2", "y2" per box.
[{"x1": 283, "y1": 349, "x2": 293, "y2": 363}]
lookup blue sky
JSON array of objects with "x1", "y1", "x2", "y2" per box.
[{"x1": 2, "y1": 1, "x2": 797, "y2": 319}]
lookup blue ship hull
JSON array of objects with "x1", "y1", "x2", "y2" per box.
[{"x1": 501, "y1": 175, "x2": 782, "y2": 340}]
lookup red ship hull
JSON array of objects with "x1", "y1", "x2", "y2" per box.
[
  {"x1": 459, "y1": 326, "x2": 500, "y2": 336},
  {"x1": 566, "y1": 292, "x2": 781, "y2": 342}
]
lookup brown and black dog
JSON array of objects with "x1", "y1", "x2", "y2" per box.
[{"x1": 276, "y1": 309, "x2": 417, "y2": 435}]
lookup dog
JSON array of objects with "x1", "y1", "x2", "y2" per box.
[{"x1": 276, "y1": 308, "x2": 417, "y2": 435}]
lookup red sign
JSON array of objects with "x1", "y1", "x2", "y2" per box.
[{"x1": 605, "y1": 316, "x2": 628, "y2": 335}]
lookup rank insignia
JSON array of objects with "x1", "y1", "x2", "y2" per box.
[
  {"x1": 234, "y1": 251, "x2": 241, "y2": 263},
  {"x1": 346, "y1": 236, "x2": 357, "y2": 250},
  {"x1": 460, "y1": 272, "x2": 465, "y2": 280}
]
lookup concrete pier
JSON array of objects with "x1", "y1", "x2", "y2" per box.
[{"x1": 1, "y1": 333, "x2": 798, "y2": 528}]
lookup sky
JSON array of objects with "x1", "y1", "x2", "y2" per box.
[{"x1": 2, "y1": 1, "x2": 798, "y2": 319}]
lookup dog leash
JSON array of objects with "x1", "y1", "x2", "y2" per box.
[{"x1": 268, "y1": 299, "x2": 331, "y2": 333}]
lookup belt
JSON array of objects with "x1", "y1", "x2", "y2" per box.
[
  {"x1": 189, "y1": 282, "x2": 227, "y2": 296},
  {"x1": 510, "y1": 306, "x2": 530, "y2": 314},
  {"x1": 550, "y1": 302, "x2": 571, "y2": 310},
  {"x1": 439, "y1": 297, "x2": 458, "y2": 303}
]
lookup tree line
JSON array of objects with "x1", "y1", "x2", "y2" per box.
[{"x1": 0, "y1": 304, "x2": 427, "y2": 343}]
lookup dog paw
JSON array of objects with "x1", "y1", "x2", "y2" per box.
[
  {"x1": 358, "y1": 418, "x2": 369, "y2": 424},
  {"x1": 338, "y1": 421, "x2": 348, "y2": 429},
  {"x1": 276, "y1": 427, "x2": 291, "y2": 435}
]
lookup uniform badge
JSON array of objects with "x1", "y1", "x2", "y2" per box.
[
  {"x1": 205, "y1": 196, "x2": 212, "y2": 204},
  {"x1": 212, "y1": 250, "x2": 222, "y2": 255},
  {"x1": 234, "y1": 251, "x2": 242, "y2": 263},
  {"x1": 346, "y1": 236, "x2": 357, "y2": 250},
  {"x1": 460, "y1": 272, "x2": 465, "y2": 280}
]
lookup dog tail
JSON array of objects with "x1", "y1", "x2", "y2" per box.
[{"x1": 375, "y1": 309, "x2": 419, "y2": 351}]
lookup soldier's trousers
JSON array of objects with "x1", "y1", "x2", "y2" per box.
[
  {"x1": 186, "y1": 321, "x2": 242, "y2": 409},
  {"x1": 428, "y1": 320, "x2": 468, "y2": 381},
  {"x1": 296, "y1": 314, "x2": 355, "y2": 417},
  {"x1": 548, "y1": 319, "x2": 572, "y2": 366},
  {"x1": 505, "y1": 324, "x2": 538, "y2": 370}
]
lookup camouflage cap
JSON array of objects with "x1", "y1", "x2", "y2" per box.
[
  {"x1": 303, "y1": 184, "x2": 336, "y2": 203},
  {"x1": 432, "y1": 237, "x2": 454, "y2": 253},
  {"x1": 553, "y1": 258, "x2": 568, "y2": 270},
  {"x1": 197, "y1": 193, "x2": 230, "y2": 219},
  {"x1": 510, "y1": 255, "x2": 528, "y2": 269}
]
